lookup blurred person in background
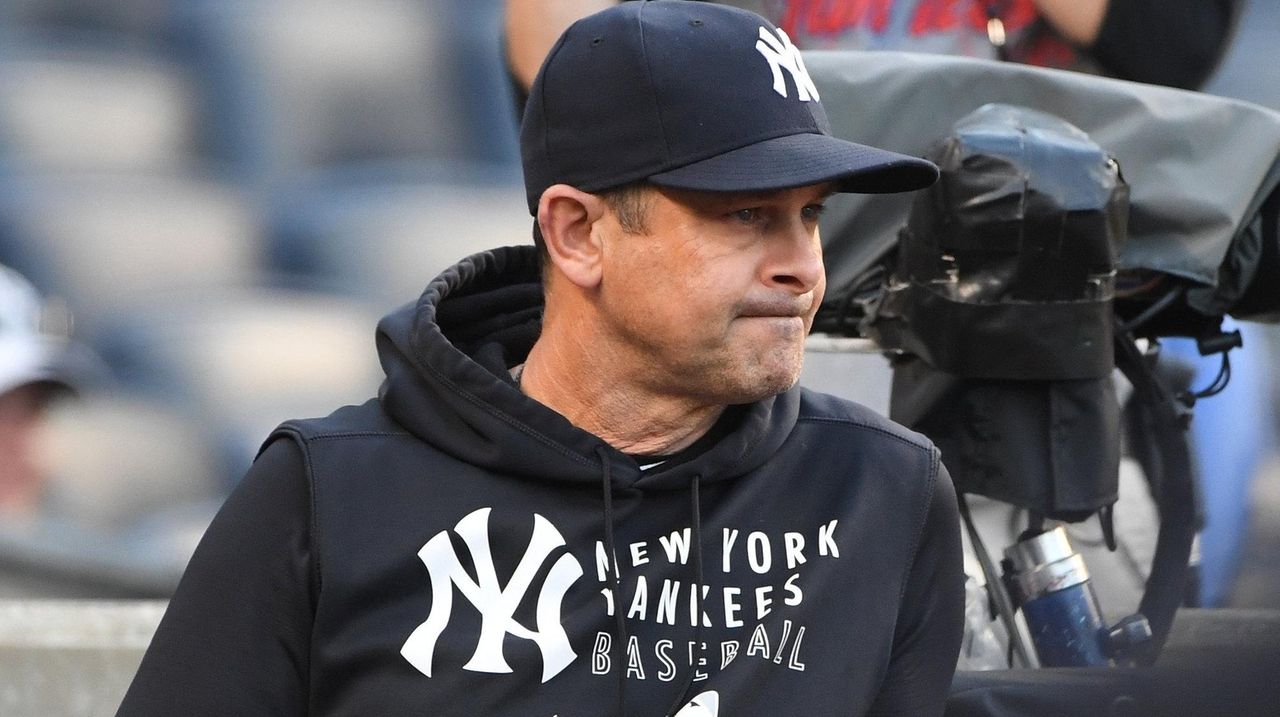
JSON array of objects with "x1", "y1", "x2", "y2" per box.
[
  {"x1": 507, "y1": 0, "x2": 1237, "y2": 95},
  {"x1": 0, "y1": 264, "x2": 75, "y2": 517}
]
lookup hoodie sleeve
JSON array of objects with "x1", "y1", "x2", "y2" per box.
[
  {"x1": 116, "y1": 438, "x2": 314, "y2": 716},
  {"x1": 866, "y1": 455, "x2": 965, "y2": 717}
]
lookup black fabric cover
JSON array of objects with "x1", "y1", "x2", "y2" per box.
[
  {"x1": 874, "y1": 106, "x2": 1123, "y2": 518},
  {"x1": 890, "y1": 364, "x2": 1119, "y2": 521}
]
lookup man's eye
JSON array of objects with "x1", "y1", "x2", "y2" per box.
[
  {"x1": 802, "y1": 204, "x2": 827, "y2": 221},
  {"x1": 731, "y1": 208, "x2": 761, "y2": 223}
]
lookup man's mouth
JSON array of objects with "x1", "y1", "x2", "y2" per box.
[{"x1": 738, "y1": 297, "x2": 812, "y2": 319}]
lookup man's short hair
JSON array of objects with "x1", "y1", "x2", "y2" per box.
[
  {"x1": 531, "y1": 182, "x2": 653, "y2": 267},
  {"x1": 600, "y1": 182, "x2": 653, "y2": 235}
]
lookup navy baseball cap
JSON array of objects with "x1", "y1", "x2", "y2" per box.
[{"x1": 520, "y1": 0, "x2": 939, "y2": 214}]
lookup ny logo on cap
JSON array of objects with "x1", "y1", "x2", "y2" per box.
[{"x1": 755, "y1": 27, "x2": 820, "y2": 102}]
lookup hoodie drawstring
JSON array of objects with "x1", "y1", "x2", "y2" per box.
[
  {"x1": 598, "y1": 447, "x2": 707, "y2": 717},
  {"x1": 664, "y1": 474, "x2": 704, "y2": 717},
  {"x1": 597, "y1": 447, "x2": 629, "y2": 716}
]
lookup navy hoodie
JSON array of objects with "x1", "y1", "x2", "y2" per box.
[{"x1": 118, "y1": 245, "x2": 963, "y2": 716}]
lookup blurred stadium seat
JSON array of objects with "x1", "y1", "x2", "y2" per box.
[
  {"x1": 172, "y1": 0, "x2": 519, "y2": 191},
  {"x1": 0, "y1": 33, "x2": 202, "y2": 174},
  {"x1": 39, "y1": 394, "x2": 221, "y2": 532},
  {"x1": 97, "y1": 288, "x2": 384, "y2": 479},
  {"x1": 0, "y1": 174, "x2": 264, "y2": 333},
  {"x1": 268, "y1": 162, "x2": 529, "y2": 306},
  {"x1": 0, "y1": 0, "x2": 176, "y2": 41}
]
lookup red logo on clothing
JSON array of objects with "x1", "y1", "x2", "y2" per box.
[{"x1": 779, "y1": 0, "x2": 1039, "y2": 39}]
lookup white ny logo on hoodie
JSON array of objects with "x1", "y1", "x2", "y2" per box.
[{"x1": 401, "y1": 508, "x2": 585, "y2": 683}]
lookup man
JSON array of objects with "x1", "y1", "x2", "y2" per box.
[
  {"x1": 119, "y1": 2, "x2": 962, "y2": 715},
  {"x1": 0, "y1": 264, "x2": 75, "y2": 516}
]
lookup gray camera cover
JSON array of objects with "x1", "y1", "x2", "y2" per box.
[{"x1": 807, "y1": 51, "x2": 1280, "y2": 320}]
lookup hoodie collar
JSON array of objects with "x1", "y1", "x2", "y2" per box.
[{"x1": 376, "y1": 245, "x2": 801, "y2": 490}]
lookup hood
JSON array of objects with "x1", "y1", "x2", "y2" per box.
[{"x1": 375, "y1": 245, "x2": 801, "y2": 491}]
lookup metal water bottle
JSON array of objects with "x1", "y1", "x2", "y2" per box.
[{"x1": 1003, "y1": 526, "x2": 1111, "y2": 667}]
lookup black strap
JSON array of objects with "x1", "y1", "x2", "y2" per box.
[
  {"x1": 957, "y1": 493, "x2": 1035, "y2": 668},
  {"x1": 1113, "y1": 323, "x2": 1199, "y2": 665}
]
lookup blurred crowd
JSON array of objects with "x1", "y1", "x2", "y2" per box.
[
  {"x1": 0, "y1": 0, "x2": 1278, "y2": 612},
  {"x1": 0, "y1": 0, "x2": 530, "y2": 596}
]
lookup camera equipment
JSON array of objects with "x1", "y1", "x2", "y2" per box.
[
  {"x1": 865, "y1": 103, "x2": 1171, "y2": 668},
  {"x1": 872, "y1": 104, "x2": 1126, "y2": 524},
  {"x1": 805, "y1": 53, "x2": 1280, "y2": 678}
]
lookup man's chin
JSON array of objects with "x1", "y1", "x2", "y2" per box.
[
  {"x1": 685, "y1": 341, "x2": 806, "y2": 404},
  {"x1": 723, "y1": 363, "x2": 803, "y2": 404}
]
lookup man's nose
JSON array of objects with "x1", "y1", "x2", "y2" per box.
[{"x1": 766, "y1": 224, "x2": 824, "y2": 294}]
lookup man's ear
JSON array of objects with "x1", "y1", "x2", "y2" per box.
[{"x1": 537, "y1": 184, "x2": 608, "y2": 289}]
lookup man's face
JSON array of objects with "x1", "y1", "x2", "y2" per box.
[
  {"x1": 0, "y1": 384, "x2": 51, "y2": 512},
  {"x1": 595, "y1": 182, "x2": 830, "y2": 405}
]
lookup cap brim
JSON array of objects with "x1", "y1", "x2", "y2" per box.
[{"x1": 647, "y1": 132, "x2": 938, "y2": 195}]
